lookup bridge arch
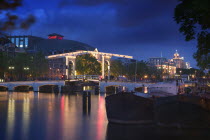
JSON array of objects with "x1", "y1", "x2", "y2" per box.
[
  {"x1": 0, "y1": 85, "x2": 8, "y2": 91},
  {"x1": 13, "y1": 85, "x2": 33, "y2": 92},
  {"x1": 39, "y1": 84, "x2": 60, "y2": 93}
]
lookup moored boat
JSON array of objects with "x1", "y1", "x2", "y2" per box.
[
  {"x1": 105, "y1": 92, "x2": 154, "y2": 124},
  {"x1": 155, "y1": 94, "x2": 210, "y2": 128}
]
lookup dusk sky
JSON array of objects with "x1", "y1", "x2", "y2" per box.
[{"x1": 12, "y1": 0, "x2": 197, "y2": 67}]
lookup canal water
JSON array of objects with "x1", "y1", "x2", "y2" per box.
[
  {"x1": 0, "y1": 92, "x2": 107, "y2": 140},
  {"x1": 1, "y1": 91, "x2": 210, "y2": 140}
]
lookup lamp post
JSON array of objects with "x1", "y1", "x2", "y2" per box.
[
  {"x1": 135, "y1": 60, "x2": 137, "y2": 82},
  {"x1": 180, "y1": 70, "x2": 182, "y2": 79}
]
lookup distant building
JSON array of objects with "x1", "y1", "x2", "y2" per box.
[
  {"x1": 7, "y1": 35, "x2": 43, "y2": 50},
  {"x1": 171, "y1": 50, "x2": 190, "y2": 69},
  {"x1": 148, "y1": 50, "x2": 191, "y2": 78},
  {"x1": 185, "y1": 62, "x2": 191, "y2": 69},
  {"x1": 149, "y1": 57, "x2": 167, "y2": 65},
  {"x1": 0, "y1": 33, "x2": 25, "y2": 56},
  {"x1": 149, "y1": 57, "x2": 176, "y2": 78},
  {"x1": 7, "y1": 33, "x2": 96, "y2": 55}
]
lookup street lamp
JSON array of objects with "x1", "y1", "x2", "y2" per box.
[
  {"x1": 180, "y1": 70, "x2": 182, "y2": 78},
  {"x1": 135, "y1": 60, "x2": 137, "y2": 82}
]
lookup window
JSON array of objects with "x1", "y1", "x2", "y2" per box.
[
  {"x1": 19, "y1": 37, "x2": 24, "y2": 47},
  {"x1": 25, "y1": 37, "x2": 28, "y2": 47},
  {"x1": 11, "y1": 38, "x2": 15, "y2": 43},
  {"x1": 16, "y1": 38, "x2": 19, "y2": 47}
]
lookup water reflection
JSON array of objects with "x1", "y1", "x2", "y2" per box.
[
  {"x1": 0, "y1": 92, "x2": 108, "y2": 140},
  {"x1": 22, "y1": 93, "x2": 30, "y2": 139},
  {"x1": 106, "y1": 123, "x2": 156, "y2": 140},
  {"x1": 83, "y1": 92, "x2": 91, "y2": 115},
  {"x1": 6, "y1": 93, "x2": 15, "y2": 140},
  {"x1": 96, "y1": 95, "x2": 106, "y2": 140},
  {"x1": 1, "y1": 91, "x2": 210, "y2": 140},
  {"x1": 106, "y1": 123, "x2": 210, "y2": 139}
]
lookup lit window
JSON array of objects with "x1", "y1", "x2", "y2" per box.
[
  {"x1": 25, "y1": 37, "x2": 28, "y2": 47},
  {"x1": 20, "y1": 37, "x2": 24, "y2": 47},
  {"x1": 11, "y1": 38, "x2": 15, "y2": 43},
  {"x1": 16, "y1": 38, "x2": 19, "y2": 47}
]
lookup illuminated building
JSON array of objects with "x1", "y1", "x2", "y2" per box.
[
  {"x1": 172, "y1": 50, "x2": 190, "y2": 69},
  {"x1": 149, "y1": 57, "x2": 176, "y2": 78},
  {"x1": 7, "y1": 33, "x2": 95, "y2": 55},
  {"x1": 7, "y1": 35, "x2": 43, "y2": 49},
  {"x1": 0, "y1": 33, "x2": 25, "y2": 56},
  {"x1": 149, "y1": 57, "x2": 167, "y2": 65},
  {"x1": 48, "y1": 33, "x2": 64, "y2": 40},
  {"x1": 149, "y1": 50, "x2": 191, "y2": 78},
  {"x1": 185, "y1": 62, "x2": 191, "y2": 69}
]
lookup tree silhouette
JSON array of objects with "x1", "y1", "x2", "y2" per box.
[
  {"x1": 174, "y1": 0, "x2": 210, "y2": 69},
  {"x1": 0, "y1": 0, "x2": 35, "y2": 31}
]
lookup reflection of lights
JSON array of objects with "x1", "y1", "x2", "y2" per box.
[
  {"x1": 96, "y1": 96, "x2": 105, "y2": 140},
  {"x1": 6, "y1": 96, "x2": 15, "y2": 140},
  {"x1": 60, "y1": 96, "x2": 65, "y2": 110},
  {"x1": 144, "y1": 87, "x2": 148, "y2": 93},
  {"x1": 22, "y1": 95, "x2": 30, "y2": 137}
]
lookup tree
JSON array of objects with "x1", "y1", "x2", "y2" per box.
[
  {"x1": 76, "y1": 54, "x2": 101, "y2": 75},
  {"x1": 110, "y1": 60, "x2": 126, "y2": 77},
  {"x1": 31, "y1": 52, "x2": 49, "y2": 79},
  {"x1": 174, "y1": 0, "x2": 210, "y2": 69},
  {"x1": 126, "y1": 60, "x2": 150, "y2": 80},
  {"x1": 2, "y1": 52, "x2": 49, "y2": 81},
  {"x1": 0, "y1": 52, "x2": 9, "y2": 79},
  {"x1": 0, "y1": 0, "x2": 35, "y2": 31},
  {"x1": 13, "y1": 53, "x2": 32, "y2": 80}
]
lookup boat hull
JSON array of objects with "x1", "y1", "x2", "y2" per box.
[
  {"x1": 155, "y1": 95, "x2": 210, "y2": 128},
  {"x1": 105, "y1": 93, "x2": 154, "y2": 124}
]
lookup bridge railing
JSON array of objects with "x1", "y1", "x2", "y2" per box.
[{"x1": 70, "y1": 75, "x2": 99, "y2": 80}]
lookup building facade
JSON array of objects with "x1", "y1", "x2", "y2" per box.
[
  {"x1": 7, "y1": 33, "x2": 96, "y2": 55},
  {"x1": 171, "y1": 50, "x2": 190, "y2": 69},
  {"x1": 149, "y1": 57, "x2": 176, "y2": 78},
  {"x1": 149, "y1": 50, "x2": 191, "y2": 78},
  {"x1": 149, "y1": 57, "x2": 167, "y2": 65}
]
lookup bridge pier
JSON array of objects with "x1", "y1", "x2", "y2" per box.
[
  {"x1": 58, "y1": 85, "x2": 62, "y2": 93},
  {"x1": 33, "y1": 86, "x2": 39, "y2": 92},
  {"x1": 8, "y1": 85, "x2": 13, "y2": 91}
]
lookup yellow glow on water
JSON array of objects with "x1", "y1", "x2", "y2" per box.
[
  {"x1": 22, "y1": 94, "x2": 30, "y2": 139},
  {"x1": 6, "y1": 94, "x2": 15, "y2": 140},
  {"x1": 144, "y1": 87, "x2": 148, "y2": 93}
]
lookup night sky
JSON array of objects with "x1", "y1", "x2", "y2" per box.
[{"x1": 12, "y1": 0, "x2": 197, "y2": 67}]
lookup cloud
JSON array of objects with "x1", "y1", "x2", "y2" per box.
[
  {"x1": 68, "y1": 0, "x2": 178, "y2": 27},
  {"x1": 12, "y1": 0, "x2": 197, "y2": 67}
]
